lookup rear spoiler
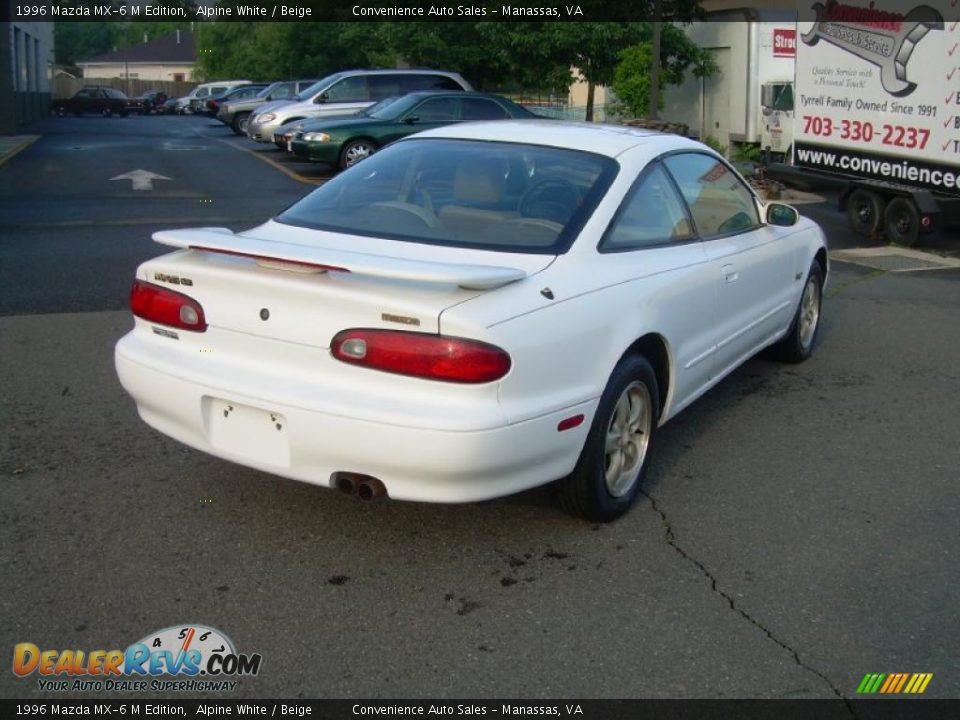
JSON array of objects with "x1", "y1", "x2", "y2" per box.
[{"x1": 152, "y1": 228, "x2": 527, "y2": 291}]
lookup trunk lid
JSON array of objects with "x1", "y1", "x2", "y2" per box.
[{"x1": 142, "y1": 224, "x2": 552, "y2": 348}]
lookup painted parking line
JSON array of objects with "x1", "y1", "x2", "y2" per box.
[
  {"x1": 218, "y1": 138, "x2": 328, "y2": 186},
  {"x1": 1, "y1": 217, "x2": 263, "y2": 230}
]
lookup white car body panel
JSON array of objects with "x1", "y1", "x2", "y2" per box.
[
  {"x1": 115, "y1": 122, "x2": 827, "y2": 504},
  {"x1": 152, "y1": 227, "x2": 529, "y2": 290}
]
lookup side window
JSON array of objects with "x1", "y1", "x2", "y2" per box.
[
  {"x1": 411, "y1": 98, "x2": 458, "y2": 122},
  {"x1": 324, "y1": 76, "x2": 368, "y2": 102},
  {"x1": 368, "y1": 75, "x2": 402, "y2": 100},
  {"x1": 662, "y1": 153, "x2": 760, "y2": 237},
  {"x1": 271, "y1": 84, "x2": 294, "y2": 99},
  {"x1": 462, "y1": 98, "x2": 509, "y2": 120},
  {"x1": 402, "y1": 74, "x2": 464, "y2": 92},
  {"x1": 600, "y1": 163, "x2": 694, "y2": 251}
]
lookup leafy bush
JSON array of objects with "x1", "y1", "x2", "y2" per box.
[{"x1": 701, "y1": 135, "x2": 727, "y2": 157}]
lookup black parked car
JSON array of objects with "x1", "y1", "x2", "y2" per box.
[{"x1": 52, "y1": 87, "x2": 144, "y2": 117}]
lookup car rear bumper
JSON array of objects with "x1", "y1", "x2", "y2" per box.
[{"x1": 115, "y1": 328, "x2": 589, "y2": 503}]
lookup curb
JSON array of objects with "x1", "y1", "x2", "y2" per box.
[{"x1": 0, "y1": 135, "x2": 40, "y2": 167}]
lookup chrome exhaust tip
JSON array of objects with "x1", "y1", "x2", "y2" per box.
[
  {"x1": 357, "y1": 477, "x2": 387, "y2": 501},
  {"x1": 335, "y1": 473, "x2": 359, "y2": 495}
]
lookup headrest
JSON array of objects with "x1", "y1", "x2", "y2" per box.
[{"x1": 453, "y1": 158, "x2": 506, "y2": 204}]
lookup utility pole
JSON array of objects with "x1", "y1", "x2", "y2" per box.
[{"x1": 648, "y1": 3, "x2": 663, "y2": 120}]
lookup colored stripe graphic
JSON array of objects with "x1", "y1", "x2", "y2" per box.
[
  {"x1": 893, "y1": 673, "x2": 909, "y2": 693},
  {"x1": 857, "y1": 672, "x2": 932, "y2": 694}
]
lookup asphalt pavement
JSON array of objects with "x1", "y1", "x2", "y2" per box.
[{"x1": 0, "y1": 115, "x2": 958, "y2": 702}]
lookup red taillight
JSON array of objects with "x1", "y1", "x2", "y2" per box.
[
  {"x1": 130, "y1": 280, "x2": 207, "y2": 332},
  {"x1": 331, "y1": 329, "x2": 510, "y2": 384}
]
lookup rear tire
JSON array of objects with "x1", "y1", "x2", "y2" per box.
[
  {"x1": 555, "y1": 355, "x2": 659, "y2": 522},
  {"x1": 883, "y1": 196, "x2": 921, "y2": 247},
  {"x1": 773, "y1": 261, "x2": 823, "y2": 363},
  {"x1": 846, "y1": 189, "x2": 883, "y2": 237}
]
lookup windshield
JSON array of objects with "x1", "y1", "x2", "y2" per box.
[
  {"x1": 257, "y1": 82, "x2": 282, "y2": 98},
  {"x1": 277, "y1": 138, "x2": 618, "y2": 254},
  {"x1": 363, "y1": 95, "x2": 408, "y2": 118},
  {"x1": 294, "y1": 73, "x2": 343, "y2": 102}
]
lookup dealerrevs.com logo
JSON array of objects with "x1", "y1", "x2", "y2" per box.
[{"x1": 12, "y1": 624, "x2": 261, "y2": 692}]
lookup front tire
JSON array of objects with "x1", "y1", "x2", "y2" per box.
[
  {"x1": 846, "y1": 188, "x2": 883, "y2": 237},
  {"x1": 555, "y1": 355, "x2": 659, "y2": 522},
  {"x1": 232, "y1": 112, "x2": 250, "y2": 135},
  {"x1": 340, "y1": 138, "x2": 377, "y2": 170},
  {"x1": 773, "y1": 261, "x2": 823, "y2": 363}
]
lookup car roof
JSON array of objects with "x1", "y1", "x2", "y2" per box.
[
  {"x1": 401, "y1": 91, "x2": 509, "y2": 101},
  {"x1": 410, "y1": 120, "x2": 703, "y2": 158},
  {"x1": 338, "y1": 68, "x2": 462, "y2": 77}
]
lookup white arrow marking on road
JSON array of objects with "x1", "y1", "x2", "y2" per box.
[{"x1": 110, "y1": 169, "x2": 173, "y2": 191}]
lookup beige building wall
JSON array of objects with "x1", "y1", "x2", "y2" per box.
[
  {"x1": 568, "y1": 74, "x2": 609, "y2": 109},
  {"x1": 78, "y1": 63, "x2": 195, "y2": 82}
]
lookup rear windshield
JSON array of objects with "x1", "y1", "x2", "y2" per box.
[{"x1": 277, "y1": 138, "x2": 617, "y2": 254}]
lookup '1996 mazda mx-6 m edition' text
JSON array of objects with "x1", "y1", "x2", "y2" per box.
[{"x1": 115, "y1": 122, "x2": 827, "y2": 521}]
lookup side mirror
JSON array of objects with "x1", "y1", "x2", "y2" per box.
[
  {"x1": 314, "y1": 93, "x2": 328, "y2": 104},
  {"x1": 403, "y1": 115, "x2": 419, "y2": 124},
  {"x1": 764, "y1": 202, "x2": 799, "y2": 227}
]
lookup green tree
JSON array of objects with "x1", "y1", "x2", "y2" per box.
[
  {"x1": 195, "y1": 22, "x2": 393, "y2": 81},
  {"x1": 612, "y1": 25, "x2": 717, "y2": 119},
  {"x1": 54, "y1": 23, "x2": 119, "y2": 67},
  {"x1": 383, "y1": 23, "x2": 513, "y2": 90}
]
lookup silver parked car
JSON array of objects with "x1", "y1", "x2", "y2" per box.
[
  {"x1": 246, "y1": 69, "x2": 472, "y2": 144},
  {"x1": 217, "y1": 79, "x2": 321, "y2": 135}
]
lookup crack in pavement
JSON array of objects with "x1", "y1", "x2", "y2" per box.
[{"x1": 640, "y1": 489, "x2": 855, "y2": 716}]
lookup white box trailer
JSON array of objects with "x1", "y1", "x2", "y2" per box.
[
  {"x1": 661, "y1": 13, "x2": 798, "y2": 156},
  {"x1": 792, "y1": 0, "x2": 960, "y2": 243}
]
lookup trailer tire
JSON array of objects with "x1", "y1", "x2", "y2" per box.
[
  {"x1": 884, "y1": 197, "x2": 921, "y2": 247},
  {"x1": 847, "y1": 189, "x2": 884, "y2": 236}
]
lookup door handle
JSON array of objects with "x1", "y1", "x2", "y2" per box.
[{"x1": 722, "y1": 264, "x2": 739, "y2": 283}]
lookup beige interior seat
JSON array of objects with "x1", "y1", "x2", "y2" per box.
[{"x1": 438, "y1": 158, "x2": 519, "y2": 238}]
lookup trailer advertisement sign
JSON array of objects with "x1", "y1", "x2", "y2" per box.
[{"x1": 794, "y1": 0, "x2": 958, "y2": 193}]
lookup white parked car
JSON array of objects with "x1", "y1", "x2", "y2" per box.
[{"x1": 115, "y1": 122, "x2": 827, "y2": 521}]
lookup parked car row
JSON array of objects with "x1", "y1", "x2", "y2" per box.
[{"x1": 215, "y1": 69, "x2": 549, "y2": 171}]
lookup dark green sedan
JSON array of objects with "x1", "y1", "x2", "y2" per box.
[{"x1": 288, "y1": 91, "x2": 537, "y2": 170}]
